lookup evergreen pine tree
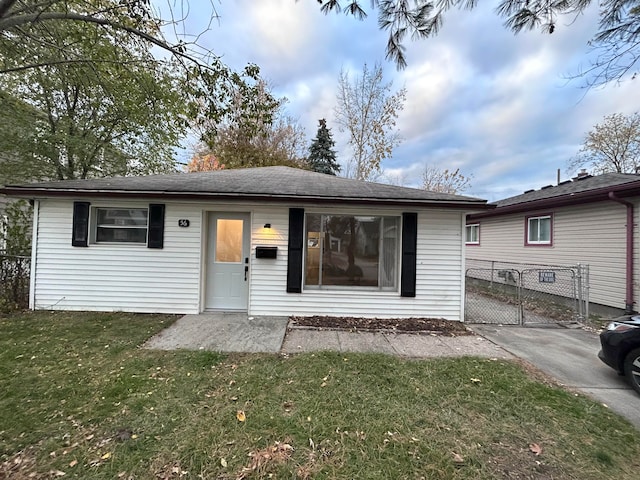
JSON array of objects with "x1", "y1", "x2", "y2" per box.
[{"x1": 308, "y1": 119, "x2": 340, "y2": 175}]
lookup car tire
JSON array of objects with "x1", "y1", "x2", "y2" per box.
[{"x1": 623, "y1": 347, "x2": 640, "y2": 394}]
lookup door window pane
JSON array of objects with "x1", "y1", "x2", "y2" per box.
[{"x1": 216, "y1": 219, "x2": 243, "y2": 263}]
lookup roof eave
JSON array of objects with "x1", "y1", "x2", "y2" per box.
[
  {"x1": 0, "y1": 187, "x2": 493, "y2": 210},
  {"x1": 468, "y1": 182, "x2": 640, "y2": 220}
]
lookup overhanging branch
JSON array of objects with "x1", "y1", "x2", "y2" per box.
[{"x1": 0, "y1": 10, "x2": 216, "y2": 71}]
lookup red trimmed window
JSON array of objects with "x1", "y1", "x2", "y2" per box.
[
  {"x1": 526, "y1": 215, "x2": 552, "y2": 245},
  {"x1": 465, "y1": 224, "x2": 479, "y2": 245}
]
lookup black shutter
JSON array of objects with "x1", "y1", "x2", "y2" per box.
[
  {"x1": 287, "y1": 207, "x2": 305, "y2": 293},
  {"x1": 147, "y1": 204, "x2": 165, "y2": 249},
  {"x1": 401, "y1": 212, "x2": 417, "y2": 297},
  {"x1": 72, "y1": 201, "x2": 90, "y2": 247}
]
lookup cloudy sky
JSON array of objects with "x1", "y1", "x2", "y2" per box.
[{"x1": 180, "y1": 0, "x2": 638, "y2": 201}]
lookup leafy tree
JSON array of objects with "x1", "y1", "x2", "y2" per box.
[
  {"x1": 0, "y1": 59, "x2": 184, "y2": 181},
  {"x1": 335, "y1": 63, "x2": 406, "y2": 181},
  {"x1": 421, "y1": 165, "x2": 472, "y2": 194},
  {"x1": 308, "y1": 119, "x2": 341, "y2": 175},
  {"x1": 0, "y1": 1, "x2": 275, "y2": 182},
  {"x1": 0, "y1": 1, "x2": 218, "y2": 74},
  {"x1": 185, "y1": 153, "x2": 225, "y2": 172},
  {"x1": 1, "y1": 200, "x2": 32, "y2": 256},
  {"x1": 313, "y1": 0, "x2": 640, "y2": 85},
  {"x1": 197, "y1": 80, "x2": 308, "y2": 169},
  {"x1": 569, "y1": 113, "x2": 640, "y2": 175}
]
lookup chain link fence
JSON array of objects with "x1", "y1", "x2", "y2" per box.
[
  {"x1": 0, "y1": 253, "x2": 30, "y2": 311},
  {"x1": 465, "y1": 259, "x2": 589, "y2": 325}
]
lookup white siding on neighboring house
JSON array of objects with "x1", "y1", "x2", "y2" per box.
[
  {"x1": 33, "y1": 199, "x2": 467, "y2": 319},
  {"x1": 467, "y1": 200, "x2": 640, "y2": 310}
]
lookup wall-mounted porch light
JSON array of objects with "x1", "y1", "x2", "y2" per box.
[{"x1": 263, "y1": 223, "x2": 272, "y2": 229}]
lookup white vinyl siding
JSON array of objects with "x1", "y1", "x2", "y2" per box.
[
  {"x1": 33, "y1": 199, "x2": 467, "y2": 320},
  {"x1": 467, "y1": 200, "x2": 639, "y2": 310},
  {"x1": 33, "y1": 199, "x2": 202, "y2": 313},
  {"x1": 249, "y1": 207, "x2": 466, "y2": 320}
]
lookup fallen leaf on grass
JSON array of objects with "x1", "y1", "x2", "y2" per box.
[
  {"x1": 236, "y1": 410, "x2": 246, "y2": 422},
  {"x1": 101, "y1": 452, "x2": 111, "y2": 460},
  {"x1": 238, "y1": 442, "x2": 294, "y2": 478},
  {"x1": 529, "y1": 443, "x2": 543, "y2": 456},
  {"x1": 220, "y1": 458, "x2": 227, "y2": 467},
  {"x1": 452, "y1": 452, "x2": 465, "y2": 464},
  {"x1": 68, "y1": 460, "x2": 78, "y2": 468},
  {"x1": 470, "y1": 378, "x2": 481, "y2": 383}
]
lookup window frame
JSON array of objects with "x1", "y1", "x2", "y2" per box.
[
  {"x1": 465, "y1": 223, "x2": 480, "y2": 245},
  {"x1": 525, "y1": 214, "x2": 553, "y2": 246},
  {"x1": 303, "y1": 212, "x2": 401, "y2": 292},
  {"x1": 91, "y1": 207, "x2": 149, "y2": 245}
]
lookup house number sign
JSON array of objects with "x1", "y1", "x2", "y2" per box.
[{"x1": 178, "y1": 219, "x2": 190, "y2": 228}]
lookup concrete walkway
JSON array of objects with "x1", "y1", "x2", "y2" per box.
[
  {"x1": 472, "y1": 324, "x2": 640, "y2": 429},
  {"x1": 144, "y1": 313, "x2": 289, "y2": 353},
  {"x1": 282, "y1": 327, "x2": 510, "y2": 358},
  {"x1": 144, "y1": 313, "x2": 510, "y2": 359}
]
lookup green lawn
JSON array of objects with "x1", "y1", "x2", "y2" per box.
[{"x1": 1, "y1": 311, "x2": 639, "y2": 479}]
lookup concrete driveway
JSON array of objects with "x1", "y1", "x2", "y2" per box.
[{"x1": 472, "y1": 325, "x2": 640, "y2": 429}]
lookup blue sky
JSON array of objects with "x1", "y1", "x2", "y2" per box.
[{"x1": 179, "y1": 0, "x2": 638, "y2": 201}]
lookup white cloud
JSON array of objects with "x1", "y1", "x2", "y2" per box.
[{"x1": 183, "y1": 1, "x2": 638, "y2": 202}]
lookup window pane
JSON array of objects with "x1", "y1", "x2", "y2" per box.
[
  {"x1": 321, "y1": 216, "x2": 380, "y2": 287},
  {"x1": 528, "y1": 218, "x2": 539, "y2": 242},
  {"x1": 304, "y1": 214, "x2": 399, "y2": 289},
  {"x1": 97, "y1": 208, "x2": 147, "y2": 227},
  {"x1": 96, "y1": 227, "x2": 147, "y2": 243},
  {"x1": 215, "y1": 219, "x2": 243, "y2": 263},
  {"x1": 305, "y1": 214, "x2": 322, "y2": 286},
  {"x1": 539, "y1": 217, "x2": 551, "y2": 242},
  {"x1": 380, "y1": 217, "x2": 399, "y2": 287},
  {"x1": 466, "y1": 225, "x2": 478, "y2": 243}
]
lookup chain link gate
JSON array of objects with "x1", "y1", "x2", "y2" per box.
[{"x1": 465, "y1": 260, "x2": 589, "y2": 325}]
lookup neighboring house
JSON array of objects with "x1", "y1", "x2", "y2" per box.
[
  {"x1": 466, "y1": 172, "x2": 640, "y2": 314},
  {"x1": 0, "y1": 166, "x2": 490, "y2": 319}
]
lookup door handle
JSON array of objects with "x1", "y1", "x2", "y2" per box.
[{"x1": 244, "y1": 265, "x2": 249, "y2": 281}]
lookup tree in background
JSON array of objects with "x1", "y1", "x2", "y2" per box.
[
  {"x1": 421, "y1": 165, "x2": 472, "y2": 194},
  {"x1": 0, "y1": 0, "x2": 275, "y2": 183},
  {"x1": 569, "y1": 113, "x2": 640, "y2": 175},
  {"x1": 0, "y1": 200, "x2": 31, "y2": 256},
  {"x1": 196, "y1": 79, "x2": 308, "y2": 169},
  {"x1": 186, "y1": 154, "x2": 225, "y2": 172},
  {"x1": 335, "y1": 63, "x2": 406, "y2": 181},
  {"x1": 314, "y1": 0, "x2": 640, "y2": 85},
  {"x1": 0, "y1": 56, "x2": 184, "y2": 181},
  {"x1": 308, "y1": 119, "x2": 340, "y2": 175}
]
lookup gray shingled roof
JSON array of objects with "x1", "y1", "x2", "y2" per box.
[
  {"x1": 496, "y1": 172, "x2": 640, "y2": 207},
  {"x1": 0, "y1": 166, "x2": 489, "y2": 208}
]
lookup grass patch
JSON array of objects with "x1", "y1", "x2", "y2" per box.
[{"x1": 1, "y1": 311, "x2": 639, "y2": 479}]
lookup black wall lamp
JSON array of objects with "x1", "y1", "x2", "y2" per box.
[{"x1": 263, "y1": 223, "x2": 271, "y2": 229}]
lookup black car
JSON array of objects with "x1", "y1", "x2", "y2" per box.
[{"x1": 599, "y1": 315, "x2": 640, "y2": 394}]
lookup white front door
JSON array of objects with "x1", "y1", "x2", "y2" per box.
[{"x1": 205, "y1": 212, "x2": 251, "y2": 310}]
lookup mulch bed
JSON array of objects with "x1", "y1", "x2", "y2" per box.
[{"x1": 289, "y1": 316, "x2": 472, "y2": 336}]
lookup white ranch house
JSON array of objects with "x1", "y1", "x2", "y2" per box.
[{"x1": 1, "y1": 167, "x2": 490, "y2": 319}]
